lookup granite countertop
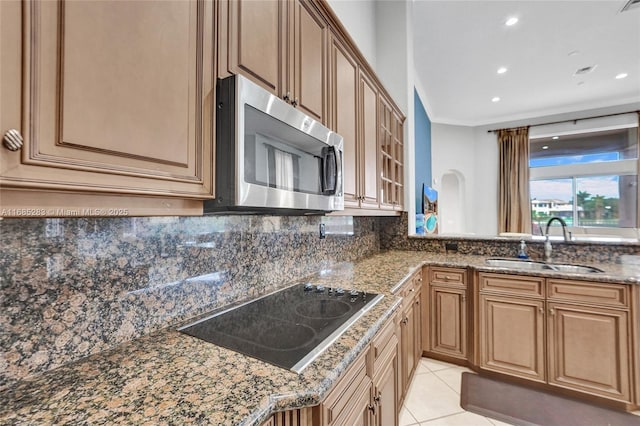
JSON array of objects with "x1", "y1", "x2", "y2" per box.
[{"x1": 1, "y1": 251, "x2": 637, "y2": 425}]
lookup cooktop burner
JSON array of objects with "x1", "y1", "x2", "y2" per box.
[{"x1": 179, "y1": 283, "x2": 383, "y2": 373}]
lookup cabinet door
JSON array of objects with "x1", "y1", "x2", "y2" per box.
[
  {"x1": 359, "y1": 71, "x2": 379, "y2": 209},
  {"x1": 1, "y1": 0, "x2": 214, "y2": 198},
  {"x1": 290, "y1": 0, "x2": 327, "y2": 123},
  {"x1": 413, "y1": 289, "x2": 423, "y2": 367},
  {"x1": 400, "y1": 302, "x2": 416, "y2": 392},
  {"x1": 547, "y1": 302, "x2": 631, "y2": 402},
  {"x1": 329, "y1": 34, "x2": 359, "y2": 208},
  {"x1": 373, "y1": 350, "x2": 398, "y2": 426},
  {"x1": 428, "y1": 285, "x2": 467, "y2": 359},
  {"x1": 338, "y1": 378, "x2": 373, "y2": 426},
  {"x1": 227, "y1": 0, "x2": 283, "y2": 95},
  {"x1": 391, "y1": 111, "x2": 404, "y2": 210},
  {"x1": 478, "y1": 294, "x2": 545, "y2": 382}
]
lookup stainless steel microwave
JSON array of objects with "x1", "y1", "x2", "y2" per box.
[{"x1": 205, "y1": 75, "x2": 344, "y2": 214}]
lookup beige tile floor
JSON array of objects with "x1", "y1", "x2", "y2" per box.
[
  {"x1": 399, "y1": 358, "x2": 513, "y2": 426},
  {"x1": 400, "y1": 358, "x2": 640, "y2": 425}
]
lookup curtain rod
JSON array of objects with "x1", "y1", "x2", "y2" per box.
[{"x1": 487, "y1": 110, "x2": 639, "y2": 133}]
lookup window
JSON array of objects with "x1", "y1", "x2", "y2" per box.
[{"x1": 529, "y1": 123, "x2": 639, "y2": 235}]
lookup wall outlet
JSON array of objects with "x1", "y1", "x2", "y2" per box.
[{"x1": 319, "y1": 223, "x2": 326, "y2": 239}]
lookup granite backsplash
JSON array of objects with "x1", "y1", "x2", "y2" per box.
[
  {"x1": 380, "y1": 213, "x2": 640, "y2": 263},
  {"x1": 0, "y1": 215, "x2": 380, "y2": 391},
  {"x1": 4, "y1": 211, "x2": 640, "y2": 392}
]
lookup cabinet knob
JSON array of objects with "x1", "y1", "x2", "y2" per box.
[
  {"x1": 373, "y1": 394, "x2": 381, "y2": 403},
  {"x1": 549, "y1": 308, "x2": 555, "y2": 316},
  {"x1": 283, "y1": 92, "x2": 291, "y2": 102},
  {"x1": 3, "y1": 129, "x2": 23, "y2": 151},
  {"x1": 539, "y1": 307, "x2": 544, "y2": 314},
  {"x1": 368, "y1": 404, "x2": 376, "y2": 414},
  {"x1": 291, "y1": 97, "x2": 298, "y2": 107}
]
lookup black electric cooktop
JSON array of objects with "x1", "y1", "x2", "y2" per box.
[{"x1": 179, "y1": 283, "x2": 383, "y2": 373}]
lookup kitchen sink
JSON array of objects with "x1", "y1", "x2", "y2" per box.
[
  {"x1": 485, "y1": 258, "x2": 551, "y2": 271},
  {"x1": 545, "y1": 264, "x2": 603, "y2": 273},
  {"x1": 485, "y1": 258, "x2": 603, "y2": 273}
]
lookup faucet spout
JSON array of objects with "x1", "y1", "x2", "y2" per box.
[{"x1": 545, "y1": 217, "x2": 571, "y2": 242}]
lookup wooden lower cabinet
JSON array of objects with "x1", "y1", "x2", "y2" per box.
[
  {"x1": 476, "y1": 272, "x2": 636, "y2": 406},
  {"x1": 428, "y1": 285, "x2": 467, "y2": 359},
  {"x1": 547, "y1": 302, "x2": 631, "y2": 402},
  {"x1": 317, "y1": 312, "x2": 399, "y2": 426},
  {"x1": 397, "y1": 270, "x2": 423, "y2": 402},
  {"x1": 372, "y1": 346, "x2": 398, "y2": 426},
  {"x1": 478, "y1": 294, "x2": 545, "y2": 382}
]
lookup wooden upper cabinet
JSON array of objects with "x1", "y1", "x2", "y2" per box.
[
  {"x1": 224, "y1": 0, "x2": 327, "y2": 123},
  {"x1": 289, "y1": 0, "x2": 327, "y2": 122},
  {"x1": 0, "y1": 0, "x2": 214, "y2": 198},
  {"x1": 378, "y1": 96, "x2": 404, "y2": 210},
  {"x1": 359, "y1": 71, "x2": 379, "y2": 209},
  {"x1": 329, "y1": 34, "x2": 358, "y2": 208},
  {"x1": 226, "y1": 0, "x2": 283, "y2": 94}
]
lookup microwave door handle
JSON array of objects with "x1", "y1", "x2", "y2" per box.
[{"x1": 335, "y1": 149, "x2": 342, "y2": 196}]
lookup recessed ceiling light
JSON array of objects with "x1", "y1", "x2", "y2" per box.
[
  {"x1": 492, "y1": 97, "x2": 501, "y2": 103},
  {"x1": 542, "y1": 145, "x2": 549, "y2": 150},
  {"x1": 552, "y1": 136, "x2": 559, "y2": 140},
  {"x1": 497, "y1": 67, "x2": 508, "y2": 74},
  {"x1": 568, "y1": 50, "x2": 580, "y2": 57},
  {"x1": 505, "y1": 17, "x2": 518, "y2": 26},
  {"x1": 616, "y1": 73, "x2": 628, "y2": 79}
]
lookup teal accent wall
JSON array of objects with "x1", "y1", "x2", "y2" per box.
[{"x1": 414, "y1": 89, "x2": 432, "y2": 213}]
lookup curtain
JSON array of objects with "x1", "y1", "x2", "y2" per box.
[{"x1": 498, "y1": 126, "x2": 531, "y2": 234}]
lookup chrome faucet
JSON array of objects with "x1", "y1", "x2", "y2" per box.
[{"x1": 544, "y1": 217, "x2": 570, "y2": 262}]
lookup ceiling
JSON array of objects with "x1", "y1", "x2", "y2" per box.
[{"x1": 412, "y1": 0, "x2": 640, "y2": 127}]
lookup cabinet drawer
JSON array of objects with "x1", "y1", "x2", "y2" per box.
[
  {"x1": 321, "y1": 348, "x2": 369, "y2": 424},
  {"x1": 430, "y1": 267, "x2": 466, "y2": 287},
  {"x1": 479, "y1": 273, "x2": 544, "y2": 298},
  {"x1": 547, "y1": 279, "x2": 629, "y2": 308},
  {"x1": 372, "y1": 316, "x2": 398, "y2": 376},
  {"x1": 372, "y1": 316, "x2": 397, "y2": 362}
]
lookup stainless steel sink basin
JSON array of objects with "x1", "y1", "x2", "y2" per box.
[
  {"x1": 485, "y1": 258, "x2": 551, "y2": 271},
  {"x1": 545, "y1": 264, "x2": 603, "y2": 273},
  {"x1": 485, "y1": 258, "x2": 603, "y2": 273}
]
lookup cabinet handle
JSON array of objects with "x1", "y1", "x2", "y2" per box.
[
  {"x1": 283, "y1": 92, "x2": 291, "y2": 102},
  {"x1": 539, "y1": 307, "x2": 544, "y2": 314},
  {"x1": 368, "y1": 404, "x2": 376, "y2": 414},
  {"x1": 373, "y1": 394, "x2": 381, "y2": 404},
  {"x1": 292, "y1": 97, "x2": 299, "y2": 107},
  {"x1": 549, "y1": 308, "x2": 555, "y2": 316},
  {"x1": 462, "y1": 295, "x2": 466, "y2": 302},
  {"x1": 445, "y1": 276, "x2": 452, "y2": 280},
  {"x1": 3, "y1": 129, "x2": 23, "y2": 151}
]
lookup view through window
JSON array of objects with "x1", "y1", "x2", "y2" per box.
[{"x1": 529, "y1": 126, "x2": 639, "y2": 236}]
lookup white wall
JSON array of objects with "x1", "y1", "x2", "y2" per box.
[
  {"x1": 431, "y1": 123, "x2": 477, "y2": 234},
  {"x1": 471, "y1": 127, "x2": 499, "y2": 236},
  {"x1": 325, "y1": 0, "x2": 377, "y2": 70}
]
